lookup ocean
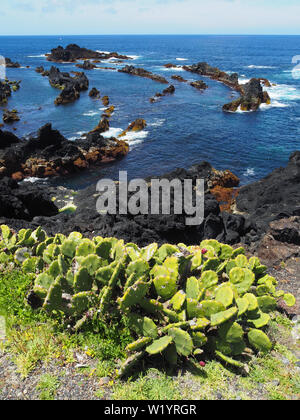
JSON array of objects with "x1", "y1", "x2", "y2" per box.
[{"x1": 1, "y1": 35, "x2": 300, "y2": 189}]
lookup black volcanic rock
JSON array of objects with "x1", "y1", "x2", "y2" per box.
[
  {"x1": 47, "y1": 66, "x2": 89, "y2": 105},
  {"x1": 0, "y1": 123, "x2": 129, "y2": 180},
  {"x1": 76, "y1": 60, "x2": 97, "y2": 70},
  {"x1": 0, "y1": 81, "x2": 12, "y2": 104},
  {"x1": 183, "y1": 62, "x2": 239, "y2": 89},
  {"x1": 5, "y1": 58, "x2": 21, "y2": 68},
  {"x1": 223, "y1": 78, "x2": 271, "y2": 112},
  {"x1": 119, "y1": 66, "x2": 169, "y2": 84},
  {"x1": 47, "y1": 44, "x2": 131, "y2": 63},
  {"x1": 236, "y1": 151, "x2": 300, "y2": 235},
  {"x1": 0, "y1": 177, "x2": 58, "y2": 221},
  {"x1": 183, "y1": 62, "x2": 270, "y2": 112}
]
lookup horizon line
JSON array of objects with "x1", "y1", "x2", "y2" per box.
[{"x1": 1, "y1": 33, "x2": 300, "y2": 37}]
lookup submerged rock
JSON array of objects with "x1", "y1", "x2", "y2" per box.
[
  {"x1": 190, "y1": 80, "x2": 208, "y2": 90},
  {"x1": 150, "y1": 85, "x2": 175, "y2": 102},
  {"x1": 119, "y1": 66, "x2": 169, "y2": 84},
  {"x1": 3, "y1": 109, "x2": 20, "y2": 124},
  {"x1": 89, "y1": 87, "x2": 100, "y2": 98},
  {"x1": 76, "y1": 60, "x2": 97, "y2": 70}
]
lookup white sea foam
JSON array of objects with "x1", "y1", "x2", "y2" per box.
[
  {"x1": 247, "y1": 65, "x2": 276, "y2": 69},
  {"x1": 127, "y1": 55, "x2": 141, "y2": 60},
  {"x1": 83, "y1": 110, "x2": 99, "y2": 117},
  {"x1": 266, "y1": 83, "x2": 300, "y2": 102},
  {"x1": 176, "y1": 58, "x2": 188, "y2": 61},
  {"x1": 22, "y1": 177, "x2": 48, "y2": 183},
  {"x1": 27, "y1": 54, "x2": 46, "y2": 58},
  {"x1": 235, "y1": 106, "x2": 253, "y2": 114},
  {"x1": 238, "y1": 77, "x2": 251, "y2": 84},
  {"x1": 101, "y1": 127, "x2": 148, "y2": 148},
  {"x1": 96, "y1": 50, "x2": 111, "y2": 54},
  {"x1": 243, "y1": 168, "x2": 256, "y2": 177},
  {"x1": 148, "y1": 118, "x2": 166, "y2": 127},
  {"x1": 68, "y1": 131, "x2": 85, "y2": 141},
  {"x1": 159, "y1": 66, "x2": 184, "y2": 72}
]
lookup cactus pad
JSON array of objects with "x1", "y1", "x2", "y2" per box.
[
  {"x1": 211, "y1": 307, "x2": 238, "y2": 327},
  {"x1": 248, "y1": 329, "x2": 273, "y2": 353},
  {"x1": 146, "y1": 336, "x2": 173, "y2": 355}
]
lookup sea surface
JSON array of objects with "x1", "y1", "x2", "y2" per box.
[{"x1": 0, "y1": 35, "x2": 299, "y2": 189}]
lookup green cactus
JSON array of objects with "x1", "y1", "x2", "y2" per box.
[
  {"x1": 80, "y1": 254, "x2": 103, "y2": 275},
  {"x1": 189, "y1": 318, "x2": 210, "y2": 331},
  {"x1": 231, "y1": 247, "x2": 245, "y2": 258},
  {"x1": 125, "y1": 244, "x2": 141, "y2": 261},
  {"x1": 43, "y1": 281, "x2": 63, "y2": 313},
  {"x1": 139, "y1": 298, "x2": 164, "y2": 314},
  {"x1": 117, "y1": 351, "x2": 145, "y2": 378},
  {"x1": 236, "y1": 296, "x2": 249, "y2": 316},
  {"x1": 168, "y1": 327, "x2": 193, "y2": 356},
  {"x1": 125, "y1": 259, "x2": 150, "y2": 289},
  {"x1": 161, "y1": 308, "x2": 180, "y2": 323},
  {"x1": 202, "y1": 258, "x2": 221, "y2": 273},
  {"x1": 71, "y1": 291, "x2": 94, "y2": 315},
  {"x1": 248, "y1": 312, "x2": 270, "y2": 329},
  {"x1": 35, "y1": 272, "x2": 54, "y2": 290},
  {"x1": 61, "y1": 239, "x2": 77, "y2": 258},
  {"x1": 215, "y1": 285, "x2": 234, "y2": 308},
  {"x1": 68, "y1": 232, "x2": 83, "y2": 242},
  {"x1": 201, "y1": 239, "x2": 221, "y2": 255},
  {"x1": 190, "y1": 251, "x2": 202, "y2": 272},
  {"x1": 248, "y1": 329, "x2": 273, "y2": 353},
  {"x1": 48, "y1": 260, "x2": 61, "y2": 279},
  {"x1": 229, "y1": 267, "x2": 255, "y2": 295},
  {"x1": 146, "y1": 336, "x2": 173, "y2": 355},
  {"x1": 74, "y1": 267, "x2": 93, "y2": 292},
  {"x1": 170, "y1": 290, "x2": 186, "y2": 312},
  {"x1": 257, "y1": 295, "x2": 277, "y2": 313},
  {"x1": 95, "y1": 265, "x2": 114, "y2": 287},
  {"x1": 43, "y1": 244, "x2": 60, "y2": 265},
  {"x1": 244, "y1": 293, "x2": 258, "y2": 312},
  {"x1": 153, "y1": 268, "x2": 178, "y2": 301},
  {"x1": 196, "y1": 300, "x2": 226, "y2": 319},
  {"x1": 215, "y1": 351, "x2": 245, "y2": 368},
  {"x1": 33, "y1": 285, "x2": 48, "y2": 300},
  {"x1": 76, "y1": 239, "x2": 96, "y2": 257},
  {"x1": 283, "y1": 293, "x2": 296, "y2": 307},
  {"x1": 95, "y1": 238, "x2": 115, "y2": 260},
  {"x1": 235, "y1": 254, "x2": 248, "y2": 268},
  {"x1": 31, "y1": 227, "x2": 46, "y2": 242},
  {"x1": 164, "y1": 344, "x2": 178, "y2": 366},
  {"x1": 99, "y1": 286, "x2": 113, "y2": 314},
  {"x1": 127, "y1": 314, "x2": 158, "y2": 339},
  {"x1": 126, "y1": 337, "x2": 153, "y2": 352},
  {"x1": 118, "y1": 280, "x2": 150, "y2": 311},
  {"x1": 186, "y1": 277, "x2": 200, "y2": 299},
  {"x1": 1, "y1": 225, "x2": 12, "y2": 241},
  {"x1": 156, "y1": 244, "x2": 178, "y2": 262},
  {"x1": 161, "y1": 322, "x2": 190, "y2": 334},
  {"x1": 200, "y1": 270, "x2": 219, "y2": 289},
  {"x1": 219, "y1": 244, "x2": 233, "y2": 260},
  {"x1": 140, "y1": 243, "x2": 158, "y2": 261},
  {"x1": 219, "y1": 321, "x2": 244, "y2": 344},
  {"x1": 210, "y1": 307, "x2": 238, "y2": 327},
  {"x1": 192, "y1": 332, "x2": 207, "y2": 348}
]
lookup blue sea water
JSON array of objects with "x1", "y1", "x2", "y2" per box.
[{"x1": 0, "y1": 35, "x2": 299, "y2": 189}]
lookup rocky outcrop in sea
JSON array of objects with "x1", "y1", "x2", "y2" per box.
[
  {"x1": 46, "y1": 44, "x2": 131, "y2": 63},
  {"x1": 118, "y1": 66, "x2": 169, "y2": 84},
  {"x1": 0, "y1": 123, "x2": 129, "y2": 180}
]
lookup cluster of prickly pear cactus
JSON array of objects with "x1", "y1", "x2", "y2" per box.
[{"x1": 0, "y1": 226, "x2": 297, "y2": 377}]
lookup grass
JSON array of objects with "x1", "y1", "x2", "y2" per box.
[
  {"x1": 0, "y1": 268, "x2": 299, "y2": 400},
  {"x1": 36, "y1": 374, "x2": 60, "y2": 400}
]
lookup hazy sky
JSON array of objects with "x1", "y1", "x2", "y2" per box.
[{"x1": 0, "y1": 0, "x2": 299, "y2": 35}]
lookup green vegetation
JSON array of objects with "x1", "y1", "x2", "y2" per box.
[{"x1": 0, "y1": 225, "x2": 299, "y2": 400}]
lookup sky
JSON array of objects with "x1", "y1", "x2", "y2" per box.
[{"x1": 0, "y1": 0, "x2": 300, "y2": 36}]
